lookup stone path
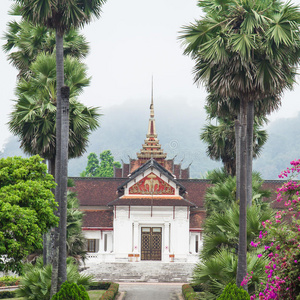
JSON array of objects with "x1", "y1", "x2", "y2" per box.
[{"x1": 118, "y1": 283, "x2": 183, "y2": 300}]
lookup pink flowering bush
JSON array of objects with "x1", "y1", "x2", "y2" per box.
[{"x1": 243, "y1": 160, "x2": 300, "y2": 299}]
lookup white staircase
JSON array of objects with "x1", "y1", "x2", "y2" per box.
[{"x1": 81, "y1": 261, "x2": 196, "y2": 282}]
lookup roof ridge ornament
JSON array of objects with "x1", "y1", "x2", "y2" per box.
[{"x1": 136, "y1": 78, "x2": 167, "y2": 162}]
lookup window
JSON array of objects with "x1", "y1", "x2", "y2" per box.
[
  {"x1": 104, "y1": 234, "x2": 108, "y2": 252},
  {"x1": 87, "y1": 239, "x2": 98, "y2": 252},
  {"x1": 195, "y1": 235, "x2": 199, "y2": 253}
]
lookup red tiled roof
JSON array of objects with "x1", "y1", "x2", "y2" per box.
[
  {"x1": 177, "y1": 179, "x2": 211, "y2": 208},
  {"x1": 70, "y1": 177, "x2": 286, "y2": 211},
  {"x1": 70, "y1": 177, "x2": 124, "y2": 206},
  {"x1": 190, "y1": 210, "x2": 206, "y2": 228},
  {"x1": 82, "y1": 210, "x2": 113, "y2": 227}
]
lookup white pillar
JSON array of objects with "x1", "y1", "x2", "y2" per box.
[
  {"x1": 133, "y1": 222, "x2": 139, "y2": 253},
  {"x1": 164, "y1": 222, "x2": 170, "y2": 253}
]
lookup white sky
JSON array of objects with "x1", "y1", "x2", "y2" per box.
[{"x1": 1, "y1": 0, "x2": 300, "y2": 150}]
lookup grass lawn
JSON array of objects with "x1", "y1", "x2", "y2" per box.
[
  {"x1": 88, "y1": 289, "x2": 106, "y2": 299},
  {"x1": 1, "y1": 290, "x2": 106, "y2": 300}
]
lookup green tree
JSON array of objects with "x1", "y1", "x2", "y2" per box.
[
  {"x1": 201, "y1": 113, "x2": 267, "y2": 177},
  {"x1": 80, "y1": 153, "x2": 100, "y2": 177},
  {"x1": 205, "y1": 170, "x2": 271, "y2": 216},
  {"x1": 81, "y1": 150, "x2": 121, "y2": 177},
  {"x1": 193, "y1": 249, "x2": 268, "y2": 299},
  {"x1": 202, "y1": 203, "x2": 274, "y2": 260},
  {"x1": 66, "y1": 191, "x2": 86, "y2": 262},
  {"x1": 0, "y1": 156, "x2": 58, "y2": 274},
  {"x1": 180, "y1": 0, "x2": 300, "y2": 286},
  {"x1": 8, "y1": 53, "x2": 100, "y2": 179},
  {"x1": 15, "y1": 0, "x2": 107, "y2": 291},
  {"x1": 3, "y1": 17, "x2": 89, "y2": 78}
]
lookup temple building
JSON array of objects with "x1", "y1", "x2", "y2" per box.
[{"x1": 71, "y1": 94, "x2": 208, "y2": 263}]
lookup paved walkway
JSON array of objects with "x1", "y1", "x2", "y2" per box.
[{"x1": 118, "y1": 282, "x2": 184, "y2": 300}]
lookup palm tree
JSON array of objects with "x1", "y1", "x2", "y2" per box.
[
  {"x1": 205, "y1": 170, "x2": 271, "y2": 216},
  {"x1": 202, "y1": 203, "x2": 274, "y2": 260},
  {"x1": 66, "y1": 190, "x2": 86, "y2": 263},
  {"x1": 9, "y1": 53, "x2": 99, "y2": 179},
  {"x1": 14, "y1": 0, "x2": 106, "y2": 291},
  {"x1": 204, "y1": 93, "x2": 279, "y2": 203},
  {"x1": 8, "y1": 52, "x2": 99, "y2": 293},
  {"x1": 180, "y1": 0, "x2": 300, "y2": 286},
  {"x1": 193, "y1": 249, "x2": 269, "y2": 299},
  {"x1": 201, "y1": 114, "x2": 267, "y2": 177},
  {"x1": 3, "y1": 18, "x2": 89, "y2": 78}
]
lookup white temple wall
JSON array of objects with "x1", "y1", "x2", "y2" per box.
[{"x1": 113, "y1": 206, "x2": 191, "y2": 262}]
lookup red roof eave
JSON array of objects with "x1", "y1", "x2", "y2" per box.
[{"x1": 82, "y1": 227, "x2": 113, "y2": 231}]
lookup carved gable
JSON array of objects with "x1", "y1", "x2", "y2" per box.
[{"x1": 129, "y1": 172, "x2": 175, "y2": 195}]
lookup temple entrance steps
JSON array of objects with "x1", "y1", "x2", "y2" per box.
[{"x1": 81, "y1": 261, "x2": 196, "y2": 283}]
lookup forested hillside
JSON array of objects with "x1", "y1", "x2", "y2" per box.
[{"x1": 2, "y1": 98, "x2": 298, "y2": 179}]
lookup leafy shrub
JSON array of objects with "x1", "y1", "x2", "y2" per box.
[
  {"x1": 16, "y1": 257, "x2": 93, "y2": 300},
  {"x1": 51, "y1": 282, "x2": 90, "y2": 300},
  {"x1": 0, "y1": 291, "x2": 16, "y2": 299},
  {"x1": 0, "y1": 276, "x2": 21, "y2": 287},
  {"x1": 89, "y1": 281, "x2": 112, "y2": 290},
  {"x1": 100, "y1": 283, "x2": 119, "y2": 300},
  {"x1": 182, "y1": 284, "x2": 198, "y2": 300},
  {"x1": 217, "y1": 283, "x2": 250, "y2": 300}
]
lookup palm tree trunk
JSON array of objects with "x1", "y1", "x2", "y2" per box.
[
  {"x1": 51, "y1": 29, "x2": 64, "y2": 298},
  {"x1": 246, "y1": 101, "x2": 254, "y2": 206},
  {"x1": 57, "y1": 86, "x2": 70, "y2": 290},
  {"x1": 235, "y1": 112, "x2": 241, "y2": 201},
  {"x1": 44, "y1": 159, "x2": 56, "y2": 267},
  {"x1": 236, "y1": 99, "x2": 247, "y2": 289}
]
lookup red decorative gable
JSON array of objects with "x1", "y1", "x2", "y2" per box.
[{"x1": 129, "y1": 172, "x2": 175, "y2": 195}]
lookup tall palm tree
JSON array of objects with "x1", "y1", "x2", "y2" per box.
[
  {"x1": 204, "y1": 93, "x2": 279, "y2": 203},
  {"x1": 180, "y1": 0, "x2": 300, "y2": 286},
  {"x1": 3, "y1": 18, "x2": 89, "y2": 78},
  {"x1": 14, "y1": 0, "x2": 106, "y2": 291},
  {"x1": 9, "y1": 53, "x2": 99, "y2": 181},
  {"x1": 8, "y1": 52, "x2": 100, "y2": 293},
  {"x1": 201, "y1": 108, "x2": 268, "y2": 177}
]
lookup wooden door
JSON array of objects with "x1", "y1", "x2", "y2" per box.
[{"x1": 141, "y1": 227, "x2": 162, "y2": 260}]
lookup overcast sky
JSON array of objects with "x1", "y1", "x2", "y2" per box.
[{"x1": 1, "y1": 0, "x2": 300, "y2": 150}]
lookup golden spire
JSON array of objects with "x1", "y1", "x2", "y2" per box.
[{"x1": 137, "y1": 78, "x2": 167, "y2": 162}]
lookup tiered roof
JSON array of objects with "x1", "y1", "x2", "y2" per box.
[{"x1": 137, "y1": 83, "x2": 167, "y2": 163}]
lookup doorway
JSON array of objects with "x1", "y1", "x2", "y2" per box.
[{"x1": 141, "y1": 227, "x2": 162, "y2": 260}]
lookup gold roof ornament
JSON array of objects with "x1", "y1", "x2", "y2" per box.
[{"x1": 137, "y1": 78, "x2": 167, "y2": 161}]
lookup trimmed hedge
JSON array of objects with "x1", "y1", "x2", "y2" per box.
[
  {"x1": 182, "y1": 284, "x2": 198, "y2": 300},
  {"x1": 217, "y1": 283, "x2": 250, "y2": 300},
  {"x1": 89, "y1": 281, "x2": 112, "y2": 290},
  {"x1": 100, "y1": 283, "x2": 119, "y2": 300},
  {"x1": 0, "y1": 291, "x2": 17, "y2": 299},
  {"x1": 0, "y1": 276, "x2": 21, "y2": 287}
]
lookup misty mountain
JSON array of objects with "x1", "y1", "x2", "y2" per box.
[{"x1": 2, "y1": 97, "x2": 298, "y2": 179}]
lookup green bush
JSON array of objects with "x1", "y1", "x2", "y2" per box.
[
  {"x1": 51, "y1": 282, "x2": 90, "y2": 300},
  {"x1": 182, "y1": 284, "x2": 198, "y2": 300},
  {"x1": 100, "y1": 283, "x2": 119, "y2": 300},
  {"x1": 0, "y1": 276, "x2": 21, "y2": 287},
  {"x1": 217, "y1": 283, "x2": 250, "y2": 300},
  {"x1": 16, "y1": 257, "x2": 93, "y2": 300},
  {"x1": 89, "y1": 281, "x2": 112, "y2": 290},
  {"x1": 0, "y1": 291, "x2": 17, "y2": 299}
]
